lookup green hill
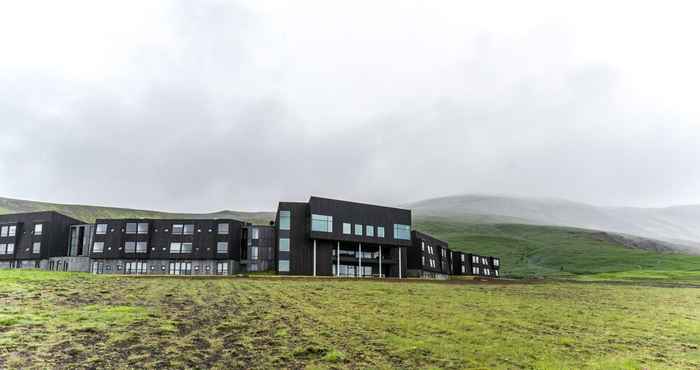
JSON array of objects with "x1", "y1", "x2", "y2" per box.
[{"x1": 415, "y1": 216, "x2": 700, "y2": 280}]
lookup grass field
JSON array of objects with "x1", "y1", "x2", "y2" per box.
[
  {"x1": 1, "y1": 271, "x2": 699, "y2": 369},
  {"x1": 415, "y1": 217, "x2": 700, "y2": 280}
]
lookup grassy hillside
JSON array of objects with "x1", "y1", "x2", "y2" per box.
[
  {"x1": 415, "y1": 216, "x2": 700, "y2": 279},
  {"x1": 1, "y1": 271, "x2": 698, "y2": 369},
  {"x1": 0, "y1": 197, "x2": 275, "y2": 225}
]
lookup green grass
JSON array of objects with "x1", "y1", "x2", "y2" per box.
[
  {"x1": 1, "y1": 270, "x2": 699, "y2": 369},
  {"x1": 415, "y1": 217, "x2": 700, "y2": 279}
]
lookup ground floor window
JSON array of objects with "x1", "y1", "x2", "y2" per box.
[
  {"x1": 278, "y1": 260, "x2": 289, "y2": 272},
  {"x1": 169, "y1": 261, "x2": 192, "y2": 275},
  {"x1": 125, "y1": 261, "x2": 148, "y2": 274},
  {"x1": 333, "y1": 264, "x2": 372, "y2": 277},
  {"x1": 216, "y1": 262, "x2": 229, "y2": 275},
  {"x1": 92, "y1": 261, "x2": 104, "y2": 274}
]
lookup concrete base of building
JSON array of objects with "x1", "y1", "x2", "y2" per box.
[
  {"x1": 89, "y1": 259, "x2": 242, "y2": 275},
  {"x1": 406, "y1": 269, "x2": 449, "y2": 280}
]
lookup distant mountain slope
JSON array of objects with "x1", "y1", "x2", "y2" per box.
[
  {"x1": 406, "y1": 194, "x2": 700, "y2": 250},
  {"x1": 0, "y1": 197, "x2": 275, "y2": 225}
]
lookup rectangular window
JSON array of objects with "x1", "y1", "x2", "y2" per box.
[
  {"x1": 279, "y1": 210, "x2": 291, "y2": 230},
  {"x1": 343, "y1": 223, "x2": 351, "y2": 234},
  {"x1": 422, "y1": 256, "x2": 425, "y2": 266},
  {"x1": 170, "y1": 242, "x2": 181, "y2": 253},
  {"x1": 8, "y1": 226, "x2": 16, "y2": 237},
  {"x1": 462, "y1": 265, "x2": 466, "y2": 273},
  {"x1": 125, "y1": 223, "x2": 137, "y2": 234},
  {"x1": 472, "y1": 256, "x2": 478, "y2": 263},
  {"x1": 461, "y1": 254, "x2": 465, "y2": 262},
  {"x1": 421, "y1": 241, "x2": 425, "y2": 251},
  {"x1": 311, "y1": 214, "x2": 333, "y2": 233},
  {"x1": 251, "y1": 246, "x2": 259, "y2": 260},
  {"x1": 125, "y1": 241, "x2": 136, "y2": 253},
  {"x1": 0, "y1": 244, "x2": 5, "y2": 254},
  {"x1": 136, "y1": 241, "x2": 148, "y2": 253},
  {"x1": 252, "y1": 228, "x2": 259, "y2": 239},
  {"x1": 96, "y1": 224, "x2": 108, "y2": 235},
  {"x1": 169, "y1": 261, "x2": 192, "y2": 275},
  {"x1": 279, "y1": 238, "x2": 290, "y2": 252},
  {"x1": 0, "y1": 226, "x2": 7, "y2": 237},
  {"x1": 366, "y1": 225, "x2": 374, "y2": 237},
  {"x1": 218, "y1": 223, "x2": 229, "y2": 235},
  {"x1": 279, "y1": 260, "x2": 290, "y2": 272},
  {"x1": 217, "y1": 242, "x2": 228, "y2": 254},
  {"x1": 137, "y1": 223, "x2": 149, "y2": 234},
  {"x1": 34, "y1": 224, "x2": 43, "y2": 235},
  {"x1": 354, "y1": 224, "x2": 363, "y2": 236},
  {"x1": 172, "y1": 224, "x2": 184, "y2": 235},
  {"x1": 216, "y1": 262, "x2": 229, "y2": 275},
  {"x1": 93, "y1": 242, "x2": 104, "y2": 253},
  {"x1": 495, "y1": 270, "x2": 499, "y2": 277},
  {"x1": 377, "y1": 226, "x2": 385, "y2": 238},
  {"x1": 6, "y1": 243, "x2": 13, "y2": 254},
  {"x1": 125, "y1": 261, "x2": 147, "y2": 274},
  {"x1": 494, "y1": 259, "x2": 500, "y2": 267},
  {"x1": 181, "y1": 242, "x2": 192, "y2": 253},
  {"x1": 393, "y1": 224, "x2": 410, "y2": 240},
  {"x1": 183, "y1": 224, "x2": 194, "y2": 235},
  {"x1": 32, "y1": 242, "x2": 41, "y2": 254}
]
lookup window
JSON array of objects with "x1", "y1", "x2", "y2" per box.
[
  {"x1": 494, "y1": 259, "x2": 500, "y2": 267},
  {"x1": 343, "y1": 223, "x2": 351, "y2": 234},
  {"x1": 279, "y1": 210, "x2": 291, "y2": 230},
  {"x1": 172, "y1": 224, "x2": 184, "y2": 235},
  {"x1": 126, "y1": 223, "x2": 137, "y2": 234},
  {"x1": 169, "y1": 261, "x2": 192, "y2": 275},
  {"x1": 170, "y1": 242, "x2": 192, "y2": 253},
  {"x1": 218, "y1": 223, "x2": 229, "y2": 235},
  {"x1": 8, "y1": 226, "x2": 16, "y2": 237},
  {"x1": 0, "y1": 226, "x2": 7, "y2": 237},
  {"x1": 137, "y1": 223, "x2": 149, "y2": 234},
  {"x1": 125, "y1": 241, "x2": 136, "y2": 253},
  {"x1": 393, "y1": 224, "x2": 410, "y2": 240},
  {"x1": 216, "y1": 262, "x2": 229, "y2": 275},
  {"x1": 462, "y1": 265, "x2": 466, "y2": 273},
  {"x1": 34, "y1": 224, "x2": 43, "y2": 235},
  {"x1": 366, "y1": 225, "x2": 374, "y2": 237},
  {"x1": 125, "y1": 261, "x2": 147, "y2": 274},
  {"x1": 279, "y1": 238, "x2": 290, "y2": 252},
  {"x1": 473, "y1": 267, "x2": 480, "y2": 275},
  {"x1": 377, "y1": 226, "x2": 385, "y2": 238},
  {"x1": 136, "y1": 242, "x2": 147, "y2": 253},
  {"x1": 311, "y1": 214, "x2": 333, "y2": 233},
  {"x1": 6, "y1": 243, "x2": 13, "y2": 254},
  {"x1": 461, "y1": 254, "x2": 465, "y2": 262},
  {"x1": 422, "y1": 256, "x2": 425, "y2": 266},
  {"x1": 354, "y1": 224, "x2": 363, "y2": 236},
  {"x1": 421, "y1": 241, "x2": 425, "y2": 251},
  {"x1": 183, "y1": 224, "x2": 194, "y2": 235},
  {"x1": 279, "y1": 260, "x2": 290, "y2": 272},
  {"x1": 96, "y1": 224, "x2": 108, "y2": 235},
  {"x1": 0, "y1": 244, "x2": 5, "y2": 254},
  {"x1": 252, "y1": 228, "x2": 259, "y2": 240},
  {"x1": 251, "y1": 246, "x2": 258, "y2": 260},
  {"x1": 472, "y1": 255, "x2": 479, "y2": 263},
  {"x1": 32, "y1": 242, "x2": 41, "y2": 254},
  {"x1": 217, "y1": 242, "x2": 228, "y2": 254},
  {"x1": 93, "y1": 242, "x2": 104, "y2": 253},
  {"x1": 495, "y1": 270, "x2": 499, "y2": 277}
]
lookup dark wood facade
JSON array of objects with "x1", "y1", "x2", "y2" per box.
[
  {"x1": 0, "y1": 211, "x2": 82, "y2": 264},
  {"x1": 275, "y1": 197, "x2": 411, "y2": 277}
]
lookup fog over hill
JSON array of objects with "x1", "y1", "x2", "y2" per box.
[{"x1": 405, "y1": 194, "x2": 700, "y2": 249}]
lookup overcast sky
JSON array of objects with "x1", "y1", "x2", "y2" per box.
[{"x1": 1, "y1": 1, "x2": 699, "y2": 212}]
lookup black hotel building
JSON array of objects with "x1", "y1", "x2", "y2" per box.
[{"x1": 0, "y1": 196, "x2": 502, "y2": 279}]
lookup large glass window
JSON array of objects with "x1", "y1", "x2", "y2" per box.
[
  {"x1": 393, "y1": 224, "x2": 410, "y2": 240},
  {"x1": 377, "y1": 226, "x2": 385, "y2": 238},
  {"x1": 343, "y1": 223, "x2": 351, "y2": 234},
  {"x1": 279, "y1": 210, "x2": 291, "y2": 230},
  {"x1": 279, "y1": 260, "x2": 290, "y2": 272},
  {"x1": 252, "y1": 228, "x2": 259, "y2": 239},
  {"x1": 311, "y1": 214, "x2": 333, "y2": 233},
  {"x1": 172, "y1": 224, "x2": 184, "y2": 235},
  {"x1": 216, "y1": 262, "x2": 229, "y2": 275},
  {"x1": 493, "y1": 258, "x2": 500, "y2": 267},
  {"x1": 125, "y1": 241, "x2": 136, "y2": 253},
  {"x1": 126, "y1": 223, "x2": 138, "y2": 234},
  {"x1": 354, "y1": 224, "x2": 363, "y2": 236},
  {"x1": 169, "y1": 261, "x2": 192, "y2": 275},
  {"x1": 32, "y1": 242, "x2": 41, "y2": 254},
  {"x1": 181, "y1": 242, "x2": 192, "y2": 253},
  {"x1": 366, "y1": 225, "x2": 374, "y2": 237},
  {"x1": 0, "y1": 226, "x2": 7, "y2": 237},
  {"x1": 93, "y1": 242, "x2": 104, "y2": 253},
  {"x1": 279, "y1": 238, "x2": 290, "y2": 252},
  {"x1": 8, "y1": 226, "x2": 16, "y2": 237},
  {"x1": 217, "y1": 242, "x2": 228, "y2": 254},
  {"x1": 137, "y1": 223, "x2": 149, "y2": 234},
  {"x1": 183, "y1": 224, "x2": 194, "y2": 235},
  {"x1": 251, "y1": 246, "x2": 259, "y2": 260},
  {"x1": 125, "y1": 261, "x2": 147, "y2": 274},
  {"x1": 34, "y1": 224, "x2": 43, "y2": 235},
  {"x1": 6, "y1": 243, "x2": 13, "y2": 254},
  {"x1": 170, "y1": 242, "x2": 193, "y2": 253},
  {"x1": 218, "y1": 223, "x2": 229, "y2": 235},
  {"x1": 136, "y1": 242, "x2": 148, "y2": 253},
  {"x1": 96, "y1": 224, "x2": 108, "y2": 235}
]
